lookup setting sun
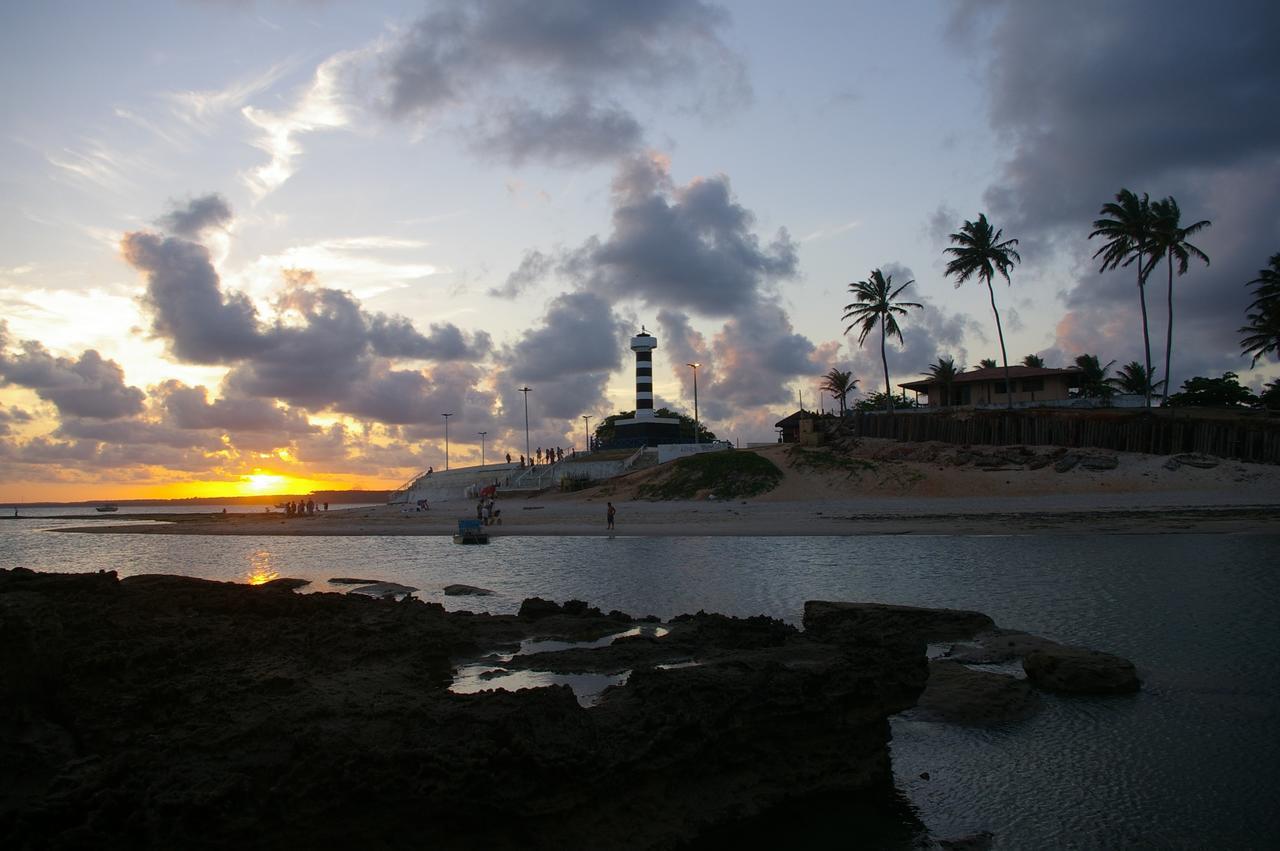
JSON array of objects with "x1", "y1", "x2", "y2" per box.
[{"x1": 246, "y1": 472, "x2": 286, "y2": 492}]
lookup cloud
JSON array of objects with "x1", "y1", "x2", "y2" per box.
[
  {"x1": 558, "y1": 153, "x2": 798, "y2": 316},
  {"x1": 0, "y1": 325, "x2": 145, "y2": 420},
  {"x1": 492, "y1": 290, "x2": 623, "y2": 422},
  {"x1": 489, "y1": 249, "x2": 554, "y2": 299},
  {"x1": 378, "y1": 0, "x2": 747, "y2": 164},
  {"x1": 122, "y1": 231, "x2": 265, "y2": 364},
  {"x1": 153, "y1": 380, "x2": 314, "y2": 434},
  {"x1": 470, "y1": 97, "x2": 644, "y2": 166},
  {"x1": 957, "y1": 0, "x2": 1280, "y2": 387},
  {"x1": 120, "y1": 199, "x2": 491, "y2": 423},
  {"x1": 241, "y1": 51, "x2": 353, "y2": 197},
  {"x1": 155, "y1": 193, "x2": 234, "y2": 238}
]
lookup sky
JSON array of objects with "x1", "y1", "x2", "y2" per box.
[{"x1": 1, "y1": 0, "x2": 1277, "y2": 501}]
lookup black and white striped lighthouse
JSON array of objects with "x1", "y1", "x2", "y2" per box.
[
  {"x1": 631, "y1": 327, "x2": 657, "y2": 418},
  {"x1": 611, "y1": 325, "x2": 681, "y2": 447}
]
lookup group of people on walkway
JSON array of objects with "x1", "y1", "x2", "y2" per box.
[{"x1": 514, "y1": 447, "x2": 566, "y2": 468}]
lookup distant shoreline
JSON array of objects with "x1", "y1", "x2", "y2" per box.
[{"x1": 45, "y1": 497, "x2": 1280, "y2": 537}]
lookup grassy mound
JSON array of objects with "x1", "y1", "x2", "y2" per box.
[
  {"x1": 786, "y1": 446, "x2": 878, "y2": 477},
  {"x1": 636, "y1": 451, "x2": 783, "y2": 500}
]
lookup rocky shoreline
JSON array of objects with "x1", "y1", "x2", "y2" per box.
[{"x1": 0, "y1": 569, "x2": 1136, "y2": 848}]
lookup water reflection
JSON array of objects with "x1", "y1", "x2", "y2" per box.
[
  {"x1": 449, "y1": 624, "x2": 670, "y2": 706},
  {"x1": 245, "y1": 549, "x2": 279, "y2": 585}
]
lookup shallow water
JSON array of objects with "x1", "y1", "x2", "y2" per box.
[{"x1": 2, "y1": 515, "x2": 1278, "y2": 848}]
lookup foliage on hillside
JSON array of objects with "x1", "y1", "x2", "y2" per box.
[
  {"x1": 786, "y1": 445, "x2": 877, "y2": 477},
  {"x1": 635, "y1": 451, "x2": 782, "y2": 500}
]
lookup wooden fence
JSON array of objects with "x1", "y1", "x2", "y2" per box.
[{"x1": 848, "y1": 409, "x2": 1280, "y2": 465}]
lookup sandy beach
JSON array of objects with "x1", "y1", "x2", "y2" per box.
[{"x1": 56, "y1": 442, "x2": 1280, "y2": 537}]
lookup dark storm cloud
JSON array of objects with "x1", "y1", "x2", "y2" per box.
[
  {"x1": 153, "y1": 380, "x2": 315, "y2": 433},
  {"x1": 957, "y1": 0, "x2": 1280, "y2": 386},
  {"x1": 367, "y1": 314, "x2": 491, "y2": 361},
  {"x1": 470, "y1": 98, "x2": 644, "y2": 166},
  {"x1": 558, "y1": 154, "x2": 798, "y2": 315},
  {"x1": 961, "y1": 0, "x2": 1280, "y2": 232},
  {"x1": 489, "y1": 249, "x2": 553, "y2": 299},
  {"x1": 121, "y1": 206, "x2": 490, "y2": 423},
  {"x1": 489, "y1": 291, "x2": 623, "y2": 424},
  {"x1": 0, "y1": 326, "x2": 145, "y2": 420},
  {"x1": 155, "y1": 193, "x2": 234, "y2": 238},
  {"x1": 122, "y1": 232, "x2": 264, "y2": 364},
  {"x1": 55, "y1": 416, "x2": 220, "y2": 452},
  {"x1": 379, "y1": 0, "x2": 745, "y2": 164}
]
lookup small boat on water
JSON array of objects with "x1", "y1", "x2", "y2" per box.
[
  {"x1": 95, "y1": 504, "x2": 119, "y2": 513},
  {"x1": 453, "y1": 518, "x2": 490, "y2": 545}
]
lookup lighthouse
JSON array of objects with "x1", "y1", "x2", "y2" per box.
[
  {"x1": 610, "y1": 326, "x2": 681, "y2": 447},
  {"x1": 631, "y1": 328, "x2": 657, "y2": 417}
]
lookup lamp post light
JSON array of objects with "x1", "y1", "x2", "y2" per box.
[
  {"x1": 478, "y1": 431, "x2": 487, "y2": 468},
  {"x1": 686, "y1": 362, "x2": 701, "y2": 444},
  {"x1": 582, "y1": 415, "x2": 593, "y2": 452},
  {"x1": 517, "y1": 386, "x2": 532, "y2": 463},
  {"x1": 442, "y1": 412, "x2": 453, "y2": 470}
]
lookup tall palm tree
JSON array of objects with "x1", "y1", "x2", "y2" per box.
[
  {"x1": 978, "y1": 358, "x2": 997, "y2": 369},
  {"x1": 820, "y1": 368, "x2": 857, "y2": 416},
  {"x1": 1148, "y1": 197, "x2": 1211, "y2": 405},
  {"x1": 1240, "y1": 254, "x2": 1280, "y2": 366},
  {"x1": 1022, "y1": 354, "x2": 1045, "y2": 368},
  {"x1": 927, "y1": 356, "x2": 959, "y2": 407},
  {"x1": 944, "y1": 213, "x2": 1021, "y2": 409},
  {"x1": 1073, "y1": 353, "x2": 1116, "y2": 399},
  {"x1": 842, "y1": 269, "x2": 922, "y2": 414},
  {"x1": 1090, "y1": 189, "x2": 1156, "y2": 407},
  {"x1": 1108, "y1": 361, "x2": 1165, "y2": 397}
]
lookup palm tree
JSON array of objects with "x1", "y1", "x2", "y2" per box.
[
  {"x1": 842, "y1": 269, "x2": 922, "y2": 414},
  {"x1": 927, "y1": 356, "x2": 959, "y2": 407},
  {"x1": 1148, "y1": 197, "x2": 1211, "y2": 405},
  {"x1": 820, "y1": 368, "x2": 857, "y2": 416},
  {"x1": 1109, "y1": 361, "x2": 1165, "y2": 397},
  {"x1": 1073, "y1": 353, "x2": 1116, "y2": 399},
  {"x1": 1022, "y1": 354, "x2": 1045, "y2": 368},
  {"x1": 1089, "y1": 189, "x2": 1156, "y2": 407},
  {"x1": 978, "y1": 358, "x2": 997, "y2": 369},
  {"x1": 944, "y1": 213, "x2": 1021, "y2": 409},
  {"x1": 1241, "y1": 254, "x2": 1280, "y2": 366}
]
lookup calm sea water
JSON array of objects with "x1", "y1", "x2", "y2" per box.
[{"x1": 2, "y1": 512, "x2": 1278, "y2": 848}]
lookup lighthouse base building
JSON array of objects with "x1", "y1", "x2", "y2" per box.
[{"x1": 611, "y1": 329, "x2": 682, "y2": 448}]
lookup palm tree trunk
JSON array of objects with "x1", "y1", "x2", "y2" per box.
[
  {"x1": 881, "y1": 317, "x2": 892, "y2": 415},
  {"x1": 1137, "y1": 251, "x2": 1153, "y2": 407},
  {"x1": 1162, "y1": 248, "x2": 1174, "y2": 406},
  {"x1": 986, "y1": 278, "x2": 1013, "y2": 410}
]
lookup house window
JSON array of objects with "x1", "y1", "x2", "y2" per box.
[
  {"x1": 994, "y1": 381, "x2": 1009, "y2": 394},
  {"x1": 1021, "y1": 377, "x2": 1044, "y2": 392}
]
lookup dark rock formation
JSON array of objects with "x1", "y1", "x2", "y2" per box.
[
  {"x1": 803, "y1": 601, "x2": 995, "y2": 645},
  {"x1": 945, "y1": 629, "x2": 1066, "y2": 664},
  {"x1": 443, "y1": 583, "x2": 495, "y2": 596},
  {"x1": 916, "y1": 660, "x2": 1041, "y2": 724},
  {"x1": 1023, "y1": 645, "x2": 1141, "y2": 694},
  {"x1": 0, "y1": 570, "x2": 929, "y2": 850}
]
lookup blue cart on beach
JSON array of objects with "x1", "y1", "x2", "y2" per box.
[{"x1": 453, "y1": 518, "x2": 490, "y2": 545}]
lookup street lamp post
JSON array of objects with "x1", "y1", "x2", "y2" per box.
[
  {"x1": 686, "y1": 363, "x2": 700, "y2": 444},
  {"x1": 442, "y1": 412, "x2": 453, "y2": 470},
  {"x1": 582, "y1": 415, "x2": 592, "y2": 452},
  {"x1": 478, "y1": 431, "x2": 487, "y2": 468},
  {"x1": 517, "y1": 386, "x2": 532, "y2": 463}
]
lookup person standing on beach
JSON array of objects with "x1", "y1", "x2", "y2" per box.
[{"x1": 607, "y1": 502, "x2": 616, "y2": 530}]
